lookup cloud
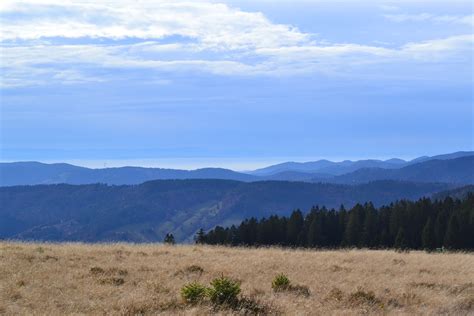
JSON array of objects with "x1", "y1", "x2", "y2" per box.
[
  {"x1": 0, "y1": 0, "x2": 309, "y2": 49},
  {"x1": 1, "y1": 0, "x2": 473, "y2": 87},
  {"x1": 384, "y1": 13, "x2": 474, "y2": 26},
  {"x1": 401, "y1": 34, "x2": 474, "y2": 59}
]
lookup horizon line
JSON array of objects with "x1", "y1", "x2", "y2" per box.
[{"x1": 1, "y1": 150, "x2": 472, "y2": 171}]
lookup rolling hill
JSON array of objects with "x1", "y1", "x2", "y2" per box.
[
  {"x1": 0, "y1": 162, "x2": 257, "y2": 186},
  {"x1": 0, "y1": 179, "x2": 451, "y2": 242}
]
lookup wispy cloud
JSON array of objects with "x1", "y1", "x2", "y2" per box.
[
  {"x1": 1, "y1": 0, "x2": 473, "y2": 87},
  {"x1": 0, "y1": 1, "x2": 308, "y2": 48},
  {"x1": 384, "y1": 13, "x2": 474, "y2": 26}
]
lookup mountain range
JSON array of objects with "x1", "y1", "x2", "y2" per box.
[
  {"x1": 1, "y1": 151, "x2": 473, "y2": 186},
  {"x1": 249, "y1": 151, "x2": 473, "y2": 176}
]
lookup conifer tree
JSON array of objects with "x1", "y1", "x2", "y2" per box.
[
  {"x1": 421, "y1": 218, "x2": 435, "y2": 250},
  {"x1": 194, "y1": 228, "x2": 206, "y2": 244},
  {"x1": 344, "y1": 207, "x2": 361, "y2": 247},
  {"x1": 444, "y1": 215, "x2": 460, "y2": 249},
  {"x1": 286, "y1": 210, "x2": 304, "y2": 246},
  {"x1": 164, "y1": 233, "x2": 175, "y2": 245},
  {"x1": 307, "y1": 216, "x2": 322, "y2": 247},
  {"x1": 394, "y1": 227, "x2": 407, "y2": 250}
]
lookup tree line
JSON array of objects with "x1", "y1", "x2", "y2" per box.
[{"x1": 195, "y1": 194, "x2": 474, "y2": 250}]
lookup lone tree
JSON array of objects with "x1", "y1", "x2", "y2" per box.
[
  {"x1": 164, "y1": 233, "x2": 175, "y2": 245},
  {"x1": 194, "y1": 228, "x2": 206, "y2": 244}
]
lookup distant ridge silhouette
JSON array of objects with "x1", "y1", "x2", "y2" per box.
[{"x1": 1, "y1": 151, "x2": 472, "y2": 186}]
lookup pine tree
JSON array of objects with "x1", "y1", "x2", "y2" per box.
[
  {"x1": 362, "y1": 205, "x2": 377, "y2": 248},
  {"x1": 164, "y1": 233, "x2": 175, "y2": 245},
  {"x1": 444, "y1": 215, "x2": 460, "y2": 249},
  {"x1": 286, "y1": 210, "x2": 304, "y2": 246},
  {"x1": 434, "y1": 211, "x2": 448, "y2": 247},
  {"x1": 344, "y1": 207, "x2": 361, "y2": 247},
  {"x1": 421, "y1": 218, "x2": 435, "y2": 250},
  {"x1": 379, "y1": 229, "x2": 391, "y2": 248},
  {"x1": 307, "y1": 216, "x2": 322, "y2": 247},
  {"x1": 394, "y1": 227, "x2": 407, "y2": 250},
  {"x1": 194, "y1": 228, "x2": 206, "y2": 244}
]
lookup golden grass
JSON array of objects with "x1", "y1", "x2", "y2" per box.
[{"x1": 0, "y1": 242, "x2": 473, "y2": 315}]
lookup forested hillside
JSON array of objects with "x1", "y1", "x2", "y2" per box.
[
  {"x1": 200, "y1": 195, "x2": 474, "y2": 250},
  {"x1": 0, "y1": 180, "x2": 450, "y2": 242}
]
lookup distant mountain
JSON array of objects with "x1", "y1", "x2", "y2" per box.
[
  {"x1": 250, "y1": 151, "x2": 474, "y2": 176},
  {"x1": 249, "y1": 159, "x2": 407, "y2": 176},
  {"x1": 330, "y1": 156, "x2": 474, "y2": 185},
  {"x1": 262, "y1": 171, "x2": 332, "y2": 182},
  {"x1": 0, "y1": 180, "x2": 451, "y2": 242},
  {"x1": 1, "y1": 151, "x2": 472, "y2": 186},
  {"x1": 0, "y1": 162, "x2": 257, "y2": 186},
  {"x1": 249, "y1": 160, "x2": 335, "y2": 176},
  {"x1": 316, "y1": 160, "x2": 405, "y2": 176},
  {"x1": 409, "y1": 151, "x2": 474, "y2": 164}
]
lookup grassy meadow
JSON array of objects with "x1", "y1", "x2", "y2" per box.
[{"x1": 0, "y1": 242, "x2": 473, "y2": 315}]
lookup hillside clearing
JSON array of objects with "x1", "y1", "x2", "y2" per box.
[{"x1": 0, "y1": 242, "x2": 473, "y2": 315}]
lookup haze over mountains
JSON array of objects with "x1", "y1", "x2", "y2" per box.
[
  {"x1": 1, "y1": 151, "x2": 473, "y2": 186},
  {"x1": 0, "y1": 162, "x2": 256, "y2": 186},
  {"x1": 1, "y1": 151, "x2": 473, "y2": 242},
  {"x1": 250, "y1": 151, "x2": 473, "y2": 176}
]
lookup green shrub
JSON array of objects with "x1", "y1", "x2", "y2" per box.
[
  {"x1": 272, "y1": 273, "x2": 290, "y2": 291},
  {"x1": 181, "y1": 282, "x2": 208, "y2": 304},
  {"x1": 272, "y1": 274, "x2": 311, "y2": 297},
  {"x1": 208, "y1": 276, "x2": 241, "y2": 305}
]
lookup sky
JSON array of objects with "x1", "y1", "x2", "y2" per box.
[{"x1": 0, "y1": 0, "x2": 473, "y2": 170}]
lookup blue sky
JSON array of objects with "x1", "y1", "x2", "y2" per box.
[{"x1": 0, "y1": 0, "x2": 473, "y2": 170}]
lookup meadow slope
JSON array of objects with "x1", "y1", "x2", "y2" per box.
[{"x1": 0, "y1": 242, "x2": 473, "y2": 315}]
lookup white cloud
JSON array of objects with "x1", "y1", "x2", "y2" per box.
[
  {"x1": 401, "y1": 34, "x2": 473, "y2": 55},
  {"x1": 384, "y1": 13, "x2": 474, "y2": 26},
  {"x1": 0, "y1": 0, "x2": 309, "y2": 49},
  {"x1": 0, "y1": 0, "x2": 473, "y2": 87}
]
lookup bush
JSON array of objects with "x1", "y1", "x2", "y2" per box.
[
  {"x1": 181, "y1": 282, "x2": 208, "y2": 304},
  {"x1": 208, "y1": 276, "x2": 241, "y2": 305},
  {"x1": 272, "y1": 273, "x2": 311, "y2": 297},
  {"x1": 272, "y1": 273, "x2": 290, "y2": 291}
]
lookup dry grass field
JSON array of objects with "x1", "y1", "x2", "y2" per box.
[{"x1": 0, "y1": 242, "x2": 473, "y2": 315}]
